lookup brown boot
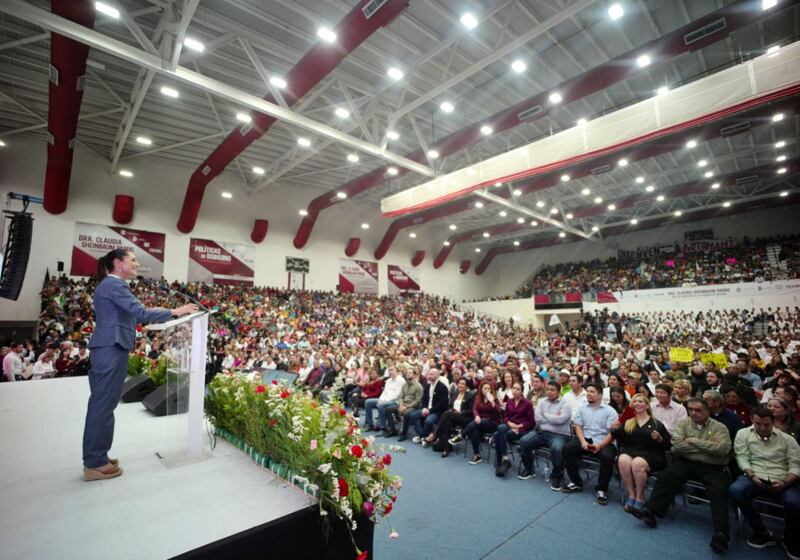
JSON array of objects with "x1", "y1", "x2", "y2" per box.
[{"x1": 84, "y1": 463, "x2": 123, "y2": 482}]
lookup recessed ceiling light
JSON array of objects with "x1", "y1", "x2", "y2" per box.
[
  {"x1": 387, "y1": 166, "x2": 399, "y2": 176},
  {"x1": 460, "y1": 12, "x2": 478, "y2": 30},
  {"x1": 135, "y1": 136, "x2": 152, "y2": 145},
  {"x1": 346, "y1": 153, "x2": 359, "y2": 163},
  {"x1": 387, "y1": 67, "x2": 404, "y2": 81},
  {"x1": 361, "y1": 223, "x2": 370, "y2": 229},
  {"x1": 618, "y1": 158, "x2": 628, "y2": 167},
  {"x1": 550, "y1": 208, "x2": 559, "y2": 215},
  {"x1": 95, "y1": 2, "x2": 120, "y2": 19},
  {"x1": 674, "y1": 210, "x2": 683, "y2": 217},
  {"x1": 409, "y1": 232, "x2": 417, "y2": 238},
  {"x1": 235, "y1": 112, "x2": 251, "y2": 123},
  {"x1": 482, "y1": 232, "x2": 490, "y2": 238},
  {"x1": 221, "y1": 191, "x2": 232, "y2": 199},
  {"x1": 160, "y1": 85, "x2": 179, "y2": 98},
  {"x1": 449, "y1": 224, "x2": 457, "y2": 230},
  {"x1": 499, "y1": 210, "x2": 507, "y2": 217},
  {"x1": 530, "y1": 220, "x2": 538, "y2": 226},
  {"x1": 608, "y1": 3, "x2": 624, "y2": 20},
  {"x1": 427, "y1": 149, "x2": 439, "y2": 159},
  {"x1": 297, "y1": 137, "x2": 312, "y2": 148},
  {"x1": 607, "y1": 204, "x2": 616, "y2": 210},
  {"x1": 645, "y1": 185, "x2": 655, "y2": 192},
  {"x1": 777, "y1": 154, "x2": 787, "y2": 162},
  {"x1": 777, "y1": 167, "x2": 787, "y2": 174},
  {"x1": 686, "y1": 140, "x2": 697, "y2": 149},
  {"x1": 0, "y1": 140, "x2": 6, "y2": 147},
  {"x1": 767, "y1": 45, "x2": 780, "y2": 56},
  {"x1": 536, "y1": 201, "x2": 545, "y2": 208},
  {"x1": 698, "y1": 159, "x2": 708, "y2": 167},
  {"x1": 630, "y1": 218, "x2": 638, "y2": 225},
  {"x1": 481, "y1": 125, "x2": 493, "y2": 135},
  {"x1": 559, "y1": 232, "x2": 566, "y2": 238},
  {"x1": 517, "y1": 217, "x2": 525, "y2": 224},
  {"x1": 711, "y1": 182, "x2": 720, "y2": 190},
  {"x1": 513, "y1": 189, "x2": 522, "y2": 196},
  {"x1": 119, "y1": 169, "x2": 133, "y2": 178},
  {"x1": 183, "y1": 37, "x2": 205, "y2": 52},
  {"x1": 475, "y1": 248, "x2": 481, "y2": 253},
  {"x1": 475, "y1": 201, "x2": 484, "y2": 208},
  {"x1": 440, "y1": 101, "x2": 455, "y2": 113},
  {"x1": 704, "y1": 171, "x2": 714, "y2": 178},
  {"x1": 656, "y1": 195, "x2": 665, "y2": 201},
  {"x1": 252, "y1": 166, "x2": 265, "y2": 175},
  {"x1": 762, "y1": 0, "x2": 778, "y2": 10},
  {"x1": 723, "y1": 201, "x2": 731, "y2": 208},
  {"x1": 513, "y1": 241, "x2": 520, "y2": 247},
  {"x1": 594, "y1": 196, "x2": 603, "y2": 204},
  {"x1": 336, "y1": 192, "x2": 347, "y2": 199},
  {"x1": 780, "y1": 191, "x2": 789, "y2": 197},
  {"x1": 565, "y1": 212, "x2": 574, "y2": 220},
  {"x1": 299, "y1": 209, "x2": 308, "y2": 216},
  {"x1": 511, "y1": 59, "x2": 527, "y2": 73},
  {"x1": 549, "y1": 92, "x2": 562, "y2": 104},
  {"x1": 581, "y1": 188, "x2": 591, "y2": 196},
  {"x1": 317, "y1": 27, "x2": 337, "y2": 43},
  {"x1": 270, "y1": 76, "x2": 287, "y2": 89},
  {"x1": 591, "y1": 225, "x2": 599, "y2": 232},
  {"x1": 635, "y1": 176, "x2": 644, "y2": 183},
  {"x1": 561, "y1": 174, "x2": 570, "y2": 182},
  {"x1": 656, "y1": 86, "x2": 669, "y2": 96},
  {"x1": 494, "y1": 181, "x2": 502, "y2": 187},
  {"x1": 772, "y1": 113, "x2": 784, "y2": 122},
  {"x1": 636, "y1": 54, "x2": 651, "y2": 67},
  {"x1": 334, "y1": 107, "x2": 350, "y2": 118},
  {"x1": 576, "y1": 118, "x2": 588, "y2": 127},
  {"x1": 386, "y1": 130, "x2": 400, "y2": 141},
  {"x1": 775, "y1": 140, "x2": 786, "y2": 148},
  {"x1": 443, "y1": 240, "x2": 450, "y2": 246}
]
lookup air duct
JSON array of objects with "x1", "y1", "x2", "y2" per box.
[{"x1": 112, "y1": 195, "x2": 134, "y2": 224}]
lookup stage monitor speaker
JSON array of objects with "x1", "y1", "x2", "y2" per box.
[
  {"x1": 121, "y1": 374, "x2": 157, "y2": 403},
  {"x1": 142, "y1": 383, "x2": 189, "y2": 416},
  {"x1": 0, "y1": 212, "x2": 34, "y2": 301}
]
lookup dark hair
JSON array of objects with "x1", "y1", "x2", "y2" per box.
[
  {"x1": 686, "y1": 397, "x2": 709, "y2": 411},
  {"x1": 585, "y1": 381, "x2": 603, "y2": 394},
  {"x1": 751, "y1": 405, "x2": 773, "y2": 420},
  {"x1": 719, "y1": 384, "x2": 739, "y2": 396},
  {"x1": 97, "y1": 248, "x2": 132, "y2": 279},
  {"x1": 547, "y1": 380, "x2": 561, "y2": 392},
  {"x1": 608, "y1": 386, "x2": 628, "y2": 413},
  {"x1": 655, "y1": 383, "x2": 673, "y2": 395},
  {"x1": 569, "y1": 373, "x2": 584, "y2": 384},
  {"x1": 636, "y1": 382, "x2": 653, "y2": 398},
  {"x1": 777, "y1": 386, "x2": 799, "y2": 404}
]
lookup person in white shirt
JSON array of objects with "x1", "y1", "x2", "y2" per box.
[
  {"x1": 31, "y1": 353, "x2": 56, "y2": 380},
  {"x1": 3, "y1": 341, "x2": 24, "y2": 382},
  {"x1": 562, "y1": 373, "x2": 588, "y2": 420},
  {"x1": 363, "y1": 366, "x2": 406, "y2": 432}
]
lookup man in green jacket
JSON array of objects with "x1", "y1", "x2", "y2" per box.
[{"x1": 384, "y1": 368, "x2": 423, "y2": 438}]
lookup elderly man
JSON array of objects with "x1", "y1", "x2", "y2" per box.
[
  {"x1": 636, "y1": 398, "x2": 732, "y2": 553},
  {"x1": 730, "y1": 406, "x2": 800, "y2": 557}
]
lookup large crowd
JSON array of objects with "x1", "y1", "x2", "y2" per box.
[
  {"x1": 513, "y1": 235, "x2": 800, "y2": 299},
  {"x1": 2, "y1": 276, "x2": 800, "y2": 558}
]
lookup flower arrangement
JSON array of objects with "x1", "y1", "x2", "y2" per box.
[
  {"x1": 205, "y1": 373, "x2": 403, "y2": 558},
  {"x1": 126, "y1": 353, "x2": 174, "y2": 387},
  {"x1": 127, "y1": 352, "x2": 150, "y2": 377}
]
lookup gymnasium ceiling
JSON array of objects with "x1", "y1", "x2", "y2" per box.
[{"x1": 0, "y1": 0, "x2": 798, "y2": 261}]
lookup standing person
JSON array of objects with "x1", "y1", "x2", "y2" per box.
[
  {"x1": 82, "y1": 249, "x2": 197, "y2": 482},
  {"x1": 3, "y1": 341, "x2": 24, "y2": 382}
]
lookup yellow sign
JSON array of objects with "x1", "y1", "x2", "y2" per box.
[
  {"x1": 700, "y1": 353, "x2": 729, "y2": 369},
  {"x1": 669, "y1": 347, "x2": 694, "y2": 362}
]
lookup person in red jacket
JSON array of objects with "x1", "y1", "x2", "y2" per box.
[
  {"x1": 494, "y1": 381, "x2": 534, "y2": 477},
  {"x1": 453, "y1": 381, "x2": 502, "y2": 465},
  {"x1": 349, "y1": 369, "x2": 383, "y2": 418}
]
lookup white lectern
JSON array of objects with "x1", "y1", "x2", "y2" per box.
[{"x1": 145, "y1": 310, "x2": 211, "y2": 466}]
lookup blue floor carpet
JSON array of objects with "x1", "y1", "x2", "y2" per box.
[{"x1": 370, "y1": 434, "x2": 788, "y2": 560}]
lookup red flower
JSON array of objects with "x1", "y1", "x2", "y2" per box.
[
  {"x1": 255, "y1": 385, "x2": 265, "y2": 394},
  {"x1": 360, "y1": 438, "x2": 369, "y2": 448},
  {"x1": 271, "y1": 380, "x2": 278, "y2": 385},
  {"x1": 310, "y1": 401, "x2": 318, "y2": 408},
  {"x1": 355, "y1": 551, "x2": 368, "y2": 560},
  {"x1": 337, "y1": 478, "x2": 349, "y2": 497},
  {"x1": 280, "y1": 390, "x2": 290, "y2": 399},
  {"x1": 339, "y1": 408, "x2": 347, "y2": 416},
  {"x1": 383, "y1": 502, "x2": 393, "y2": 515},
  {"x1": 382, "y1": 454, "x2": 392, "y2": 466},
  {"x1": 269, "y1": 419, "x2": 277, "y2": 427},
  {"x1": 350, "y1": 445, "x2": 363, "y2": 458}
]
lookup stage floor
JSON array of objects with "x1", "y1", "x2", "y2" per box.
[{"x1": 0, "y1": 378, "x2": 313, "y2": 560}]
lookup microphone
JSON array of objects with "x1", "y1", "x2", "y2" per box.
[{"x1": 137, "y1": 276, "x2": 208, "y2": 312}]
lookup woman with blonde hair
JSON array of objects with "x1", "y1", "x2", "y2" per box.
[
  {"x1": 672, "y1": 378, "x2": 692, "y2": 409},
  {"x1": 613, "y1": 393, "x2": 671, "y2": 514}
]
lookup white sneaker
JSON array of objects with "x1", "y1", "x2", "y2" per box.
[{"x1": 411, "y1": 436, "x2": 421, "y2": 444}]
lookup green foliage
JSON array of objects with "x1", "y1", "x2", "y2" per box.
[
  {"x1": 127, "y1": 353, "x2": 149, "y2": 377},
  {"x1": 146, "y1": 355, "x2": 173, "y2": 386}
]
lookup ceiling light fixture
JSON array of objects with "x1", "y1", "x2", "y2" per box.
[
  {"x1": 591, "y1": 225, "x2": 599, "y2": 232},
  {"x1": 346, "y1": 153, "x2": 359, "y2": 163},
  {"x1": 440, "y1": 101, "x2": 455, "y2": 113},
  {"x1": 252, "y1": 166, "x2": 265, "y2": 175},
  {"x1": 386, "y1": 130, "x2": 399, "y2": 141},
  {"x1": 536, "y1": 201, "x2": 545, "y2": 208},
  {"x1": 656, "y1": 195, "x2": 665, "y2": 201},
  {"x1": 160, "y1": 85, "x2": 179, "y2": 98},
  {"x1": 387, "y1": 67, "x2": 404, "y2": 81},
  {"x1": 635, "y1": 176, "x2": 644, "y2": 183},
  {"x1": 427, "y1": 149, "x2": 439, "y2": 159},
  {"x1": 618, "y1": 158, "x2": 628, "y2": 167},
  {"x1": 559, "y1": 232, "x2": 566, "y2": 238},
  {"x1": 334, "y1": 107, "x2": 350, "y2": 118},
  {"x1": 0, "y1": 140, "x2": 6, "y2": 147},
  {"x1": 674, "y1": 210, "x2": 683, "y2": 217},
  {"x1": 581, "y1": 188, "x2": 591, "y2": 196},
  {"x1": 460, "y1": 12, "x2": 478, "y2": 30},
  {"x1": 135, "y1": 136, "x2": 152, "y2": 145},
  {"x1": 772, "y1": 113, "x2": 784, "y2": 122},
  {"x1": 775, "y1": 140, "x2": 786, "y2": 148},
  {"x1": 270, "y1": 76, "x2": 287, "y2": 89},
  {"x1": 183, "y1": 37, "x2": 205, "y2": 52},
  {"x1": 443, "y1": 240, "x2": 450, "y2": 246},
  {"x1": 336, "y1": 192, "x2": 347, "y2": 199},
  {"x1": 409, "y1": 232, "x2": 417, "y2": 238},
  {"x1": 698, "y1": 159, "x2": 708, "y2": 167},
  {"x1": 780, "y1": 191, "x2": 789, "y2": 197},
  {"x1": 221, "y1": 191, "x2": 232, "y2": 199},
  {"x1": 561, "y1": 174, "x2": 570, "y2": 182},
  {"x1": 475, "y1": 201, "x2": 484, "y2": 208},
  {"x1": 549, "y1": 92, "x2": 562, "y2": 104},
  {"x1": 704, "y1": 171, "x2": 714, "y2": 178},
  {"x1": 361, "y1": 223, "x2": 370, "y2": 229},
  {"x1": 482, "y1": 232, "x2": 490, "y2": 238},
  {"x1": 95, "y1": 2, "x2": 120, "y2": 19},
  {"x1": 686, "y1": 140, "x2": 697, "y2": 149},
  {"x1": 494, "y1": 181, "x2": 502, "y2": 187},
  {"x1": 594, "y1": 196, "x2": 603, "y2": 204},
  {"x1": 119, "y1": 169, "x2": 133, "y2": 177},
  {"x1": 530, "y1": 220, "x2": 538, "y2": 226},
  {"x1": 480, "y1": 125, "x2": 493, "y2": 135},
  {"x1": 317, "y1": 27, "x2": 337, "y2": 43},
  {"x1": 499, "y1": 210, "x2": 507, "y2": 217},
  {"x1": 645, "y1": 185, "x2": 655, "y2": 192},
  {"x1": 513, "y1": 241, "x2": 520, "y2": 247},
  {"x1": 387, "y1": 166, "x2": 399, "y2": 176},
  {"x1": 565, "y1": 213, "x2": 574, "y2": 220},
  {"x1": 449, "y1": 224, "x2": 457, "y2": 231},
  {"x1": 767, "y1": 45, "x2": 780, "y2": 56},
  {"x1": 762, "y1": 0, "x2": 778, "y2": 9},
  {"x1": 656, "y1": 86, "x2": 669, "y2": 96},
  {"x1": 511, "y1": 59, "x2": 527, "y2": 74},
  {"x1": 777, "y1": 154, "x2": 786, "y2": 162},
  {"x1": 711, "y1": 182, "x2": 720, "y2": 190},
  {"x1": 608, "y1": 204, "x2": 616, "y2": 210},
  {"x1": 299, "y1": 209, "x2": 308, "y2": 216},
  {"x1": 723, "y1": 201, "x2": 731, "y2": 208},
  {"x1": 297, "y1": 137, "x2": 312, "y2": 148},
  {"x1": 630, "y1": 218, "x2": 638, "y2": 225},
  {"x1": 608, "y1": 3, "x2": 624, "y2": 20},
  {"x1": 576, "y1": 118, "x2": 588, "y2": 127},
  {"x1": 475, "y1": 248, "x2": 481, "y2": 253},
  {"x1": 235, "y1": 112, "x2": 251, "y2": 123},
  {"x1": 550, "y1": 208, "x2": 559, "y2": 215},
  {"x1": 636, "y1": 54, "x2": 651, "y2": 67},
  {"x1": 777, "y1": 167, "x2": 787, "y2": 174},
  {"x1": 513, "y1": 189, "x2": 522, "y2": 196}
]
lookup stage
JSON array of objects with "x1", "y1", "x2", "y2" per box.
[{"x1": 0, "y1": 377, "x2": 316, "y2": 560}]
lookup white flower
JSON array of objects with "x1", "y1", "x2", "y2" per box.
[{"x1": 318, "y1": 463, "x2": 332, "y2": 475}]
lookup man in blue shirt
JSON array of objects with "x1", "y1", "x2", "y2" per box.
[{"x1": 562, "y1": 382, "x2": 618, "y2": 505}]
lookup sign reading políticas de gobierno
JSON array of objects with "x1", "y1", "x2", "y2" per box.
[
  {"x1": 71, "y1": 222, "x2": 165, "y2": 279},
  {"x1": 387, "y1": 264, "x2": 420, "y2": 294},
  {"x1": 188, "y1": 238, "x2": 255, "y2": 286}
]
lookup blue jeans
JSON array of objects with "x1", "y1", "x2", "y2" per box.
[
  {"x1": 363, "y1": 398, "x2": 379, "y2": 428},
  {"x1": 493, "y1": 424, "x2": 523, "y2": 466},
  {"x1": 376, "y1": 400, "x2": 397, "y2": 429},
  {"x1": 519, "y1": 430, "x2": 570, "y2": 479},
  {"x1": 408, "y1": 409, "x2": 439, "y2": 437},
  {"x1": 729, "y1": 475, "x2": 800, "y2": 545}
]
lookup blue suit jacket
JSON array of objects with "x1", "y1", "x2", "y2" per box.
[{"x1": 89, "y1": 276, "x2": 172, "y2": 351}]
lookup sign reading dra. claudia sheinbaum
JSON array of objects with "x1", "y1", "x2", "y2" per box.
[
  {"x1": 188, "y1": 238, "x2": 255, "y2": 286},
  {"x1": 338, "y1": 258, "x2": 378, "y2": 294},
  {"x1": 387, "y1": 264, "x2": 420, "y2": 294},
  {"x1": 71, "y1": 222, "x2": 165, "y2": 278}
]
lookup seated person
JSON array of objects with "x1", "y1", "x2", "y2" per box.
[
  {"x1": 608, "y1": 385, "x2": 635, "y2": 424},
  {"x1": 614, "y1": 394, "x2": 671, "y2": 514},
  {"x1": 494, "y1": 381, "x2": 534, "y2": 477},
  {"x1": 651, "y1": 383, "x2": 687, "y2": 435},
  {"x1": 384, "y1": 369, "x2": 422, "y2": 438},
  {"x1": 721, "y1": 383, "x2": 753, "y2": 427},
  {"x1": 428, "y1": 377, "x2": 474, "y2": 456},
  {"x1": 635, "y1": 398, "x2": 732, "y2": 553},
  {"x1": 348, "y1": 369, "x2": 383, "y2": 418},
  {"x1": 31, "y1": 353, "x2": 56, "y2": 380},
  {"x1": 459, "y1": 381, "x2": 502, "y2": 465},
  {"x1": 766, "y1": 397, "x2": 800, "y2": 443},
  {"x1": 407, "y1": 369, "x2": 448, "y2": 444},
  {"x1": 730, "y1": 405, "x2": 800, "y2": 557},
  {"x1": 562, "y1": 382, "x2": 618, "y2": 505},
  {"x1": 518, "y1": 380, "x2": 572, "y2": 490},
  {"x1": 363, "y1": 366, "x2": 405, "y2": 432}
]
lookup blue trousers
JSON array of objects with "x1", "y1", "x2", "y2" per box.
[
  {"x1": 364, "y1": 398, "x2": 397, "y2": 429},
  {"x1": 519, "y1": 430, "x2": 570, "y2": 479},
  {"x1": 729, "y1": 475, "x2": 800, "y2": 546},
  {"x1": 409, "y1": 409, "x2": 439, "y2": 437},
  {"x1": 82, "y1": 346, "x2": 129, "y2": 468},
  {"x1": 493, "y1": 424, "x2": 523, "y2": 466}
]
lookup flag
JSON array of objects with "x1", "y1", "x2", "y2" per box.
[{"x1": 549, "y1": 314, "x2": 561, "y2": 327}]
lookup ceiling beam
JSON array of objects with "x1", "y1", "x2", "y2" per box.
[{"x1": 168, "y1": 0, "x2": 200, "y2": 71}]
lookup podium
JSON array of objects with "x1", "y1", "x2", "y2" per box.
[{"x1": 145, "y1": 310, "x2": 211, "y2": 467}]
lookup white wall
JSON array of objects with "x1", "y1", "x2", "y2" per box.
[{"x1": 0, "y1": 138, "x2": 488, "y2": 321}]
